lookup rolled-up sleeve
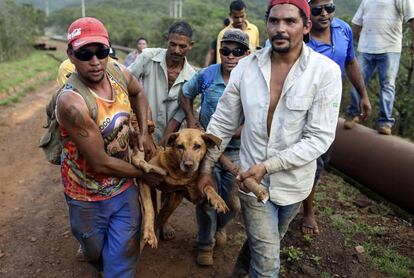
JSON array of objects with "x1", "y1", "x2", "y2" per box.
[
  {"x1": 127, "y1": 50, "x2": 148, "y2": 80},
  {"x1": 263, "y1": 64, "x2": 342, "y2": 174},
  {"x1": 172, "y1": 108, "x2": 185, "y2": 123},
  {"x1": 182, "y1": 71, "x2": 201, "y2": 100}
]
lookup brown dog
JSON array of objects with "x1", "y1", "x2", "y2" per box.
[{"x1": 139, "y1": 128, "x2": 229, "y2": 250}]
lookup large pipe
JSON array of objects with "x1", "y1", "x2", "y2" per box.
[{"x1": 331, "y1": 118, "x2": 414, "y2": 214}]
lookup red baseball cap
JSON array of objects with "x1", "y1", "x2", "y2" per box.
[
  {"x1": 67, "y1": 17, "x2": 109, "y2": 50},
  {"x1": 268, "y1": 0, "x2": 311, "y2": 19}
]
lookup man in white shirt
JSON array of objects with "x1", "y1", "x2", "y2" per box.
[
  {"x1": 197, "y1": 0, "x2": 342, "y2": 276},
  {"x1": 344, "y1": 0, "x2": 414, "y2": 135}
]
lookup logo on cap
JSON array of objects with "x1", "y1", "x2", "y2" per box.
[{"x1": 67, "y1": 28, "x2": 81, "y2": 41}]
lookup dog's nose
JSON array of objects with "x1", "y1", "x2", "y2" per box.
[{"x1": 184, "y1": 160, "x2": 194, "y2": 169}]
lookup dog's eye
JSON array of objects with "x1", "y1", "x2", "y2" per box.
[
  {"x1": 177, "y1": 144, "x2": 185, "y2": 150},
  {"x1": 193, "y1": 144, "x2": 201, "y2": 150}
]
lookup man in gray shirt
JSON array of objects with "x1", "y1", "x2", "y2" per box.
[{"x1": 128, "y1": 21, "x2": 195, "y2": 240}]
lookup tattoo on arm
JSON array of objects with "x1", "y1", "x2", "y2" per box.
[{"x1": 65, "y1": 105, "x2": 89, "y2": 138}]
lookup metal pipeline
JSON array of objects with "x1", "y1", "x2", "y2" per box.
[{"x1": 330, "y1": 118, "x2": 414, "y2": 214}]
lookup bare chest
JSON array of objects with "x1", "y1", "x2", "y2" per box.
[{"x1": 167, "y1": 67, "x2": 181, "y2": 90}]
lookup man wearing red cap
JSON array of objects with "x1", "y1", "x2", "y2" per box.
[
  {"x1": 56, "y1": 17, "x2": 164, "y2": 277},
  {"x1": 197, "y1": 0, "x2": 342, "y2": 276}
]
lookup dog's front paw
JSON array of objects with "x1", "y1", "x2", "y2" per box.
[
  {"x1": 142, "y1": 227, "x2": 158, "y2": 248},
  {"x1": 210, "y1": 196, "x2": 229, "y2": 213},
  {"x1": 204, "y1": 185, "x2": 229, "y2": 213}
]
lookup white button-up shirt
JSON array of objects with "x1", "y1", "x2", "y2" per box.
[{"x1": 203, "y1": 44, "x2": 342, "y2": 206}]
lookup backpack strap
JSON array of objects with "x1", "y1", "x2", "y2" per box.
[
  {"x1": 106, "y1": 62, "x2": 128, "y2": 93},
  {"x1": 65, "y1": 74, "x2": 98, "y2": 121},
  {"x1": 63, "y1": 62, "x2": 128, "y2": 121}
]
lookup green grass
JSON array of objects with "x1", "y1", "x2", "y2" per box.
[
  {"x1": 310, "y1": 255, "x2": 322, "y2": 267},
  {"x1": 0, "y1": 50, "x2": 58, "y2": 105},
  {"x1": 302, "y1": 234, "x2": 313, "y2": 246},
  {"x1": 321, "y1": 272, "x2": 332, "y2": 278},
  {"x1": 231, "y1": 230, "x2": 246, "y2": 248},
  {"x1": 363, "y1": 243, "x2": 414, "y2": 278},
  {"x1": 281, "y1": 246, "x2": 303, "y2": 263},
  {"x1": 0, "y1": 51, "x2": 59, "y2": 97},
  {"x1": 0, "y1": 73, "x2": 55, "y2": 106}
]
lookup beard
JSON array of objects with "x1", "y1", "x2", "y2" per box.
[
  {"x1": 271, "y1": 34, "x2": 291, "y2": 53},
  {"x1": 272, "y1": 45, "x2": 290, "y2": 53}
]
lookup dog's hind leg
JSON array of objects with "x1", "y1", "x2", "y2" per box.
[
  {"x1": 140, "y1": 183, "x2": 158, "y2": 252},
  {"x1": 155, "y1": 192, "x2": 184, "y2": 234}
]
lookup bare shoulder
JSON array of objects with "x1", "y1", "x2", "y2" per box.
[{"x1": 56, "y1": 90, "x2": 90, "y2": 127}]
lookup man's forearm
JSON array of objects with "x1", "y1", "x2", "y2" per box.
[
  {"x1": 133, "y1": 93, "x2": 149, "y2": 135},
  {"x1": 409, "y1": 19, "x2": 414, "y2": 36},
  {"x1": 200, "y1": 146, "x2": 223, "y2": 173},
  {"x1": 232, "y1": 125, "x2": 244, "y2": 139},
  {"x1": 345, "y1": 59, "x2": 368, "y2": 98},
  {"x1": 352, "y1": 24, "x2": 362, "y2": 42},
  {"x1": 93, "y1": 155, "x2": 144, "y2": 178},
  {"x1": 179, "y1": 93, "x2": 196, "y2": 123},
  {"x1": 164, "y1": 118, "x2": 181, "y2": 136},
  {"x1": 409, "y1": 19, "x2": 414, "y2": 49}
]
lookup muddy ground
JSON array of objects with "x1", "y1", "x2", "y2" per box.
[{"x1": 0, "y1": 51, "x2": 413, "y2": 278}]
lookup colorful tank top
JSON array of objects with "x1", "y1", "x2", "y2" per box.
[{"x1": 60, "y1": 74, "x2": 134, "y2": 201}]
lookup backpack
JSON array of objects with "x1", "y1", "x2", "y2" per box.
[{"x1": 39, "y1": 62, "x2": 127, "y2": 165}]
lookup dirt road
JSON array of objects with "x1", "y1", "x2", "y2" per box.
[
  {"x1": 0, "y1": 81, "x2": 243, "y2": 277},
  {"x1": 0, "y1": 79, "x2": 412, "y2": 278}
]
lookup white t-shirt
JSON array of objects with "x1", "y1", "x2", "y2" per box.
[{"x1": 352, "y1": 0, "x2": 414, "y2": 53}]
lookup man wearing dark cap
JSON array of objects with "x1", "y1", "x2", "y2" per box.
[
  {"x1": 196, "y1": 0, "x2": 342, "y2": 276},
  {"x1": 180, "y1": 28, "x2": 250, "y2": 266},
  {"x1": 56, "y1": 17, "x2": 163, "y2": 276}
]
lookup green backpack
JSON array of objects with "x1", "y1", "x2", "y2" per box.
[{"x1": 39, "y1": 62, "x2": 127, "y2": 165}]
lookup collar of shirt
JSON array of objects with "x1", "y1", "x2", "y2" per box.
[
  {"x1": 151, "y1": 49, "x2": 194, "y2": 86},
  {"x1": 212, "y1": 64, "x2": 225, "y2": 85},
  {"x1": 307, "y1": 18, "x2": 353, "y2": 75},
  {"x1": 254, "y1": 43, "x2": 310, "y2": 95},
  {"x1": 230, "y1": 19, "x2": 254, "y2": 31}
]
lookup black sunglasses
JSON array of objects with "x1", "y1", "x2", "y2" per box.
[
  {"x1": 73, "y1": 48, "x2": 110, "y2": 61},
  {"x1": 311, "y1": 3, "x2": 336, "y2": 16},
  {"x1": 219, "y1": 47, "x2": 247, "y2": 57}
]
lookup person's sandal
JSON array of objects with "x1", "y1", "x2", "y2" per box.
[{"x1": 344, "y1": 116, "x2": 359, "y2": 129}]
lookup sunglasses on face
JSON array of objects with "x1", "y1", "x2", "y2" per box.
[
  {"x1": 73, "y1": 47, "x2": 110, "y2": 61},
  {"x1": 219, "y1": 47, "x2": 247, "y2": 57},
  {"x1": 311, "y1": 3, "x2": 336, "y2": 16}
]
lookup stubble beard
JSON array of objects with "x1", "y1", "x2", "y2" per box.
[{"x1": 272, "y1": 44, "x2": 291, "y2": 53}]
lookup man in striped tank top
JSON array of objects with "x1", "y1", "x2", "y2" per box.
[{"x1": 56, "y1": 17, "x2": 164, "y2": 277}]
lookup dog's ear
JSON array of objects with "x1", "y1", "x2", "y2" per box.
[
  {"x1": 166, "y1": 132, "x2": 179, "y2": 147},
  {"x1": 202, "y1": 133, "x2": 222, "y2": 149}
]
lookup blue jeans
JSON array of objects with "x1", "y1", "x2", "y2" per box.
[
  {"x1": 238, "y1": 193, "x2": 301, "y2": 278},
  {"x1": 65, "y1": 185, "x2": 141, "y2": 278},
  {"x1": 196, "y1": 149, "x2": 240, "y2": 249},
  {"x1": 347, "y1": 52, "x2": 401, "y2": 127}
]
